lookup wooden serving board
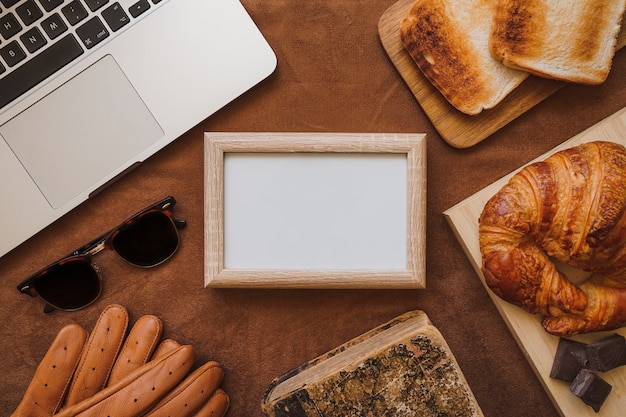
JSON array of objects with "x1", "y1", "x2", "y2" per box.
[
  {"x1": 378, "y1": 0, "x2": 626, "y2": 149},
  {"x1": 443, "y1": 107, "x2": 626, "y2": 417}
]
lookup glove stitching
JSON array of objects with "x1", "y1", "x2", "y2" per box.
[
  {"x1": 66, "y1": 305, "x2": 129, "y2": 403},
  {"x1": 99, "y1": 308, "x2": 129, "y2": 390},
  {"x1": 52, "y1": 351, "x2": 84, "y2": 413},
  {"x1": 144, "y1": 364, "x2": 222, "y2": 416},
  {"x1": 118, "y1": 315, "x2": 162, "y2": 368},
  {"x1": 54, "y1": 345, "x2": 194, "y2": 417},
  {"x1": 50, "y1": 325, "x2": 88, "y2": 414},
  {"x1": 140, "y1": 316, "x2": 163, "y2": 364},
  {"x1": 209, "y1": 389, "x2": 230, "y2": 409}
]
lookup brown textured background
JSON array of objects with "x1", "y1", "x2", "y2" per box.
[{"x1": 2, "y1": 1, "x2": 626, "y2": 416}]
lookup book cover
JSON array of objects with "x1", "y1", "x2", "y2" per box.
[{"x1": 261, "y1": 310, "x2": 484, "y2": 417}]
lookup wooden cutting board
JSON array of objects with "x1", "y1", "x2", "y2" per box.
[
  {"x1": 443, "y1": 107, "x2": 626, "y2": 417},
  {"x1": 378, "y1": 0, "x2": 626, "y2": 149}
]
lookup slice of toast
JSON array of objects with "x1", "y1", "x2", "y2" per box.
[
  {"x1": 400, "y1": 0, "x2": 528, "y2": 115},
  {"x1": 490, "y1": 0, "x2": 626, "y2": 85}
]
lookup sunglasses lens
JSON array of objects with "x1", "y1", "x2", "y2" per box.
[
  {"x1": 112, "y1": 211, "x2": 179, "y2": 267},
  {"x1": 35, "y1": 258, "x2": 101, "y2": 310}
]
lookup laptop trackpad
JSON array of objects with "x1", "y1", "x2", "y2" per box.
[{"x1": 0, "y1": 55, "x2": 163, "y2": 208}]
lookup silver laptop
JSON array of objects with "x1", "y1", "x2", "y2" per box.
[{"x1": 0, "y1": 0, "x2": 276, "y2": 257}]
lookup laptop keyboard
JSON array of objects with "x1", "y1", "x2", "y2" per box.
[{"x1": 0, "y1": 0, "x2": 164, "y2": 109}]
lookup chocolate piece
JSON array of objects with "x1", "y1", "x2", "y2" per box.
[
  {"x1": 586, "y1": 333, "x2": 626, "y2": 372},
  {"x1": 569, "y1": 369, "x2": 612, "y2": 412},
  {"x1": 550, "y1": 338, "x2": 588, "y2": 382}
]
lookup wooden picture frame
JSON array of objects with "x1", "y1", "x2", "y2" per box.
[{"x1": 204, "y1": 132, "x2": 426, "y2": 288}]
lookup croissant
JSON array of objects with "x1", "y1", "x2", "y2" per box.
[{"x1": 479, "y1": 141, "x2": 626, "y2": 336}]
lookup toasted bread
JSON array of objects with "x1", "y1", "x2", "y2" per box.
[
  {"x1": 490, "y1": 0, "x2": 626, "y2": 84},
  {"x1": 400, "y1": 0, "x2": 528, "y2": 115}
]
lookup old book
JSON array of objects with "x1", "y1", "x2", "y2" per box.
[{"x1": 261, "y1": 310, "x2": 484, "y2": 417}]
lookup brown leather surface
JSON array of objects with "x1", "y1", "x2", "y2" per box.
[{"x1": 1, "y1": 1, "x2": 626, "y2": 416}]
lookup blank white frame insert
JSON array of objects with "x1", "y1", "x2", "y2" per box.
[{"x1": 204, "y1": 132, "x2": 427, "y2": 288}]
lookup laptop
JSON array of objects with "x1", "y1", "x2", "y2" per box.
[{"x1": 0, "y1": 0, "x2": 276, "y2": 257}]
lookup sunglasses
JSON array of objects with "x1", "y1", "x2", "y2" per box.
[{"x1": 17, "y1": 196, "x2": 186, "y2": 313}]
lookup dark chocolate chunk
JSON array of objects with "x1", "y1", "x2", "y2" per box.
[
  {"x1": 569, "y1": 369, "x2": 612, "y2": 413},
  {"x1": 550, "y1": 338, "x2": 588, "y2": 382},
  {"x1": 586, "y1": 333, "x2": 626, "y2": 372}
]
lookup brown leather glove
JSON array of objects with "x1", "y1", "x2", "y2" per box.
[{"x1": 12, "y1": 304, "x2": 229, "y2": 417}]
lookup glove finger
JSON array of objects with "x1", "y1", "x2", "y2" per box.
[
  {"x1": 193, "y1": 388, "x2": 230, "y2": 417},
  {"x1": 11, "y1": 324, "x2": 87, "y2": 417},
  {"x1": 152, "y1": 339, "x2": 181, "y2": 360},
  {"x1": 63, "y1": 304, "x2": 129, "y2": 407},
  {"x1": 54, "y1": 344, "x2": 196, "y2": 417},
  {"x1": 144, "y1": 361, "x2": 224, "y2": 417},
  {"x1": 107, "y1": 314, "x2": 163, "y2": 386}
]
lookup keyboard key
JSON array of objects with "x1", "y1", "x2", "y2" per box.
[
  {"x1": 41, "y1": 12, "x2": 67, "y2": 39},
  {"x1": 1, "y1": 40, "x2": 26, "y2": 66},
  {"x1": 84, "y1": 0, "x2": 108, "y2": 12},
  {"x1": 76, "y1": 16, "x2": 108, "y2": 49},
  {"x1": 0, "y1": 0, "x2": 20, "y2": 8},
  {"x1": 62, "y1": 0, "x2": 88, "y2": 26},
  {"x1": 38, "y1": 0, "x2": 64, "y2": 13},
  {"x1": 20, "y1": 26, "x2": 47, "y2": 53},
  {"x1": 0, "y1": 34, "x2": 83, "y2": 108},
  {"x1": 0, "y1": 13, "x2": 22, "y2": 40},
  {"x1": 128, "y1": 0, "x2": 149, "y2": 18},
  {"x1": 16, "y1": 0, "x2": 43, "y2": 26},
  {"x1": 101, "y1": 2, "x2": 129, "y2": 32}
]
